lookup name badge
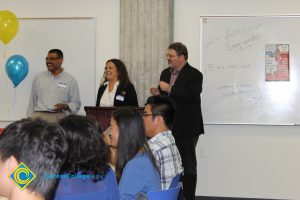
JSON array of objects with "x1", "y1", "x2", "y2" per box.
[
  {"x1": 116, "y1": 95, "x2": 124, "y2": 101},
  {"x1": 58, "y1": 82, "x2": 67, "y2": 88}
]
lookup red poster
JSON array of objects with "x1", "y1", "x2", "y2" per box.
[{"x1": 265, "y1": 44, "x2": 289, "y2": 81}]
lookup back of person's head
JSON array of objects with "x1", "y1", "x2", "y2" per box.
[
  {"x1": 168, "y1": 42, "x2": 188, "y2": 60},
  {"x1": 58, "y1": 115, "x2": 110, "y2": 181},
  {"x1": 48, "y1": 49, "x2": 63, "y2": 59},
  {"x1": 145, "y1": 95, "x2": 176, "y2": 130},
  {"x1": 112, "y1": 107, "x2": 155, "y2": 180},
  {"x1": 0, "y1": 118, "x2": 68, "y2": 198},
  {"x1": 106, "y1": 58, "x2": 130, "y2": 89}
]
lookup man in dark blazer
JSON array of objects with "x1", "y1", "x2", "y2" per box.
[{"x1": 151, "y1": 42, "x2": 204, "y2": 200}]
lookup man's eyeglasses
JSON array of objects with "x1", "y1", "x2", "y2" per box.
[
  {"x1": 45, "y1": 57, "x2": 60, "y2": 61},
  {"x1": 143, "y1": 114, "x2": 160, "y2": 117}
]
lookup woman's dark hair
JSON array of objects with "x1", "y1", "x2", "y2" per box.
[
  {"x1": 112, "y1": 107, "x2": 158, "y2": 181},
  {"x1": 106, "y1": 58, "x2": 131, "y2": 90},
  {"x1": 59, "y1": 115, "x2": 110, "y2": 182}
]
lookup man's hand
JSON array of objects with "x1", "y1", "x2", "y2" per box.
[
  {"x1": 159, "y1": 81, "x2": 171, "y2": 93},
  {"x1": 150, "y1": 87, "x2": 160, "y2": 96},
  {"x1": 54, "y1": 103, "x2": 69, "y2": 112}
]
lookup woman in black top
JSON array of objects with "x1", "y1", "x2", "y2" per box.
[{"x1": 96, "y1": 59, "x2": 138, "y2": 107}]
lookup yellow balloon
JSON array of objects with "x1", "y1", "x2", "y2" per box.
[{"x1": 0, "y1": 10, "x2": 19, "y2": 45}]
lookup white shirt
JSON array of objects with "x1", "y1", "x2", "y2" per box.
[{"x1": 100, "y1": 81, "x2": 119, "y2": 107}]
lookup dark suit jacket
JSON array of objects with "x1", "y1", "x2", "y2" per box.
[
  {"x1": 96, "y1": 82, "x2": 138, "y2": 107},
  {"x1": 159, "y1": 62, "x2": 204, "y2": 137}
]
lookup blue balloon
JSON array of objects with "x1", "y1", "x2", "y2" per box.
[{"x1": 5, "y1": 55, "x2": 29, "y2": 87}]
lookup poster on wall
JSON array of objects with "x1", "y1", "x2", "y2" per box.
[{"x1": 265, "y1": 44, "x2": 289, "y2": 81}]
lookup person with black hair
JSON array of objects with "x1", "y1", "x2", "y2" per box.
[
  {"x1": 51, "y1": 115, "x2": 119, "y2": 200},
  {"x1": 144, "y1": 95, "x2": 183, "y2": 190},
  {"x1": 110, "y1": 107, "x2": 160, "y2": 199},
  {"x1": 96, "y1": 59, "x2": 138, "y2": 107},
  {"x1": 27, "y1": 49, "x2": 81, "y2": 123},
  {"x1": 0, "y1": 119, "x2": 68, "y2": 200}
]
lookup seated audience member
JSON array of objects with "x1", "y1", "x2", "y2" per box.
[
  {"x1": 111, "y1": 107, "x2": 160, "y2": 199},
  {"x1": 51, "y1": 115, "x2": 119, "y2": 200},
  {"x1": 0, "y1": 119, "x2": 68, "y2": 200},
  {"x1": 96, "y1": 59, "x2": 138, "y2": 107},
  {"x1": 102, "y1": 126, "x2": 117, "y2": 166},
  {"x1": 144, "y1": 95, "x2": 183, "y2": 189}
]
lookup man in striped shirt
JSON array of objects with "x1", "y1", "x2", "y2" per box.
[{"x1": 143, "y1": 95, "x2": 183, "y2": 190}]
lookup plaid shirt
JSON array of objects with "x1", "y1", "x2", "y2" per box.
[{"x1": 148, "y1": 130, "x2": 183, "y2": 190}]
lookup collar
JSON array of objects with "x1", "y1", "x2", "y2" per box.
[
  {"x1": 170, "y1": 68, "x2": 179, "y2": 76},
  {"x1": 104, "y1": 81, "x2": 119, "y2": 87},
  {"x1": 148, "y1": 130, "x2": 172, "y2": 143},
  {"x1": 48, "y1": 68, "x2": 65, "y2": 78},
  {"x1": 170, "y1": 61, "x2": 187, "y2": 75}
]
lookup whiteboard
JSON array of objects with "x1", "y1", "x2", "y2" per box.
[
  {"x1": 0, "y1": 18, "x2": 96, "y2": 121},
  {"x1": 200, "y1": 16, "x2": 300, "y2": 125}
]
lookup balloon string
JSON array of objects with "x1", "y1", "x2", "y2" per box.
[
  {"x1": 5, "y1": 78, "x2": 11, "y2": 120},
  {"x1": 13, "y1": 87, "x2": 16, "y2": 118},
  {"x1": 3, "y1": 45, "x2": 7, "y2": 58},
  {"x1": 4, "y1": 46, "x2": 10, "y2": 119}
]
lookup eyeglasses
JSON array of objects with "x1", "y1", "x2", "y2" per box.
[
  {"x1": 45, "y1": 57, "x2": 60, "y2": 61},
  {"x1": 143, "y1": 114, "x2": 160, "y2": 117}
]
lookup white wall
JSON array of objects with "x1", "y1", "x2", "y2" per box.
[
  {"x1": 173, "y1": 0, "x2": 300, "y2": 199},
  {"x1": 1, "y1": 0, "x2": 300, "y2": 199},
  {"x1": 0, "y1": 0, "x2": 120, "y2": 127}
]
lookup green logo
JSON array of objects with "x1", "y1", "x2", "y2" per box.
[{"x1": 9, "y1": 162, "x2": 36, "y2": 190}]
